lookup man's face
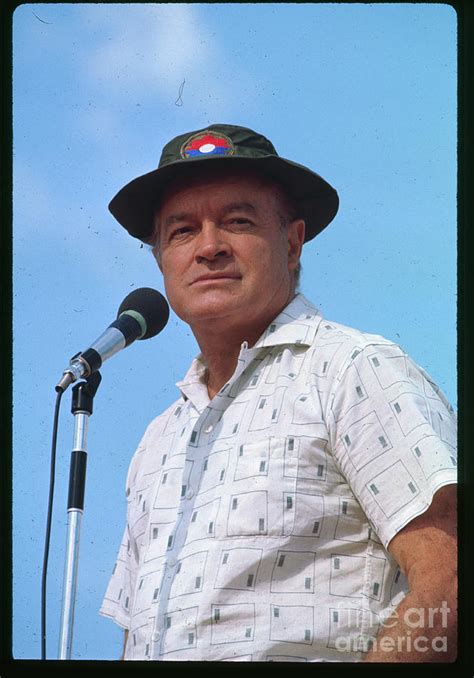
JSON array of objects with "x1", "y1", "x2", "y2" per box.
[{"x1": 153, "y1": 171, "x2": 305, "y2": 337}]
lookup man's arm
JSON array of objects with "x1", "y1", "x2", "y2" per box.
[{"x1": 364, "y1": 484, "x2": 457, "y2": 662}]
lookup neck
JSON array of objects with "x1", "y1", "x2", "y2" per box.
[
  {"x1": 189, "y1": 290, "x2": 297, "y2": 399},
  {"x1": 192, "y1": 320, "x2": 266, "y2": 400}
]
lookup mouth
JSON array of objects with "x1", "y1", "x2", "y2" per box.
[{"x1": 191, "y1": 273, "x2": 241, "y2": 285}]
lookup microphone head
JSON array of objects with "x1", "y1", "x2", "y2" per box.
[{"x1": 117, "y1": 287, "x2": 170, "y2": 340}]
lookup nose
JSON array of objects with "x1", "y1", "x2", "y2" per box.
[{"x1": 195, "y1": 222, "x2": 232, "y2": 263}]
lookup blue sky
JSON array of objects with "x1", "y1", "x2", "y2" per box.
[{"x1": 12, "y1": 2, "x2": 456, "y2": 660}]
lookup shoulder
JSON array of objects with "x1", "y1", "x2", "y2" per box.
[
  {"x1": 310, "y1": 315, "x2": 400, "y2": 380},
  {"x1": 316, "y1": 318, "x2": 394, "y2": 347},
  {"x1": 284, "y1": 294, "x2": 399, "y2": 374}
]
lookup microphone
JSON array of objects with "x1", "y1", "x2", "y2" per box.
[{"x1": 56, "y1": 288, "x2": 170, "y2": 392}]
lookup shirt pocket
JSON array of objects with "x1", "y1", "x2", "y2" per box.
[{"x1": 225, "y1": 436, "x2": 297, "y2": 537}]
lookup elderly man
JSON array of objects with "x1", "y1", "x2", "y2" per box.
[{"x1": 99, "y1": 124, "x2": 457, "y2": 662}]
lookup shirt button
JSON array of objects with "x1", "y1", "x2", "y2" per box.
[
  {"x1": 152, "y1": 631, "x2": 161, "y2": 642},
  {"x1": 168, "y1": 556, "x2": 177, "y2": 567},
  {"x1": 186, "y1": 488, "x2": 195, "y2": 499},
  {"x1": 204, "y1": 424, "x2": 213, "y2": 433}
]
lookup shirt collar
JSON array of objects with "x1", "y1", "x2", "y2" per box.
[
  {"x1": 176, "y1": 293, "x2": 323, "y2": 405},
  {"x1": 252, "y1": 293, "x2": 323, "y2": 349}
]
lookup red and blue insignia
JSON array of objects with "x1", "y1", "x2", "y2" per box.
[{"x1": 180, "y1": 130, "x2": 235, "y2": 159}]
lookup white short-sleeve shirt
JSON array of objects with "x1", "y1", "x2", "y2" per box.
[{"x1": 99, "y1": 294, "x2": 457, "y2": 661}]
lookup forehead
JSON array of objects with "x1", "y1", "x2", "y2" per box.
[{"x1": 157, "y1": 168, "x2": 281, "y2": 215}]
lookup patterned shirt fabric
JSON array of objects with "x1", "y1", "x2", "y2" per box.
[{"x1": 99, "y1": 293, "x2": 457, "y2": 662}]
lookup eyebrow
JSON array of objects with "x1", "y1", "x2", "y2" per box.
[
  {"x1": 220, "y1": 202, "x2": 258, "y2": 215},
  {"x1": 162, "y1": 212, "x2": 193, "y2": 229}
]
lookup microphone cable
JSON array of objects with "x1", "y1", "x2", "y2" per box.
[{"x1": 40, "y1": 388, "x2": 64, "y2": 660}]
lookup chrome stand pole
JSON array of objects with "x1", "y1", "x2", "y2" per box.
[{"x1": 58, "y1": 373, "x2": 101, "y2": 659}]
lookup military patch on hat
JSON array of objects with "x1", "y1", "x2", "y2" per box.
[{"x1": 180, "y1": 130, "x2": 235, "y2": 159}]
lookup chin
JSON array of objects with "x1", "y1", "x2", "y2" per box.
[{"x1": 181, "y1": 296, "x2": 244, "y2": 324}]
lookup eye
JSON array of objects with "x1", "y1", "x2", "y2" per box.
[
  {"x1": 169, "y1": 225, "x2": 194, "y2": 240},
  {"x1": 227, "y1": 217, "x2": 253, "y2": 228}
]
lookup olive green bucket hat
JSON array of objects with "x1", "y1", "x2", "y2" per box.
[{"x1": 109, "y1": 123, "x2": 339, "y2": 243}]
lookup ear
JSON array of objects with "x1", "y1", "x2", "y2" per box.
[{"x1": 287, "y1": 219, "x2": 305, "y2": 271}]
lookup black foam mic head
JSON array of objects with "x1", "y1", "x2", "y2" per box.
[{"x1": 117, "y1": 287, "x2": 170, "y2": 340}]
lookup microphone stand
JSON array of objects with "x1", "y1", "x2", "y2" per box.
[{"x1": 58, "y1": 372, "x2": 102, "y2": 659}]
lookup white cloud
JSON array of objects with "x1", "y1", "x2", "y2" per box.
[{"x1": 82, "y1": 4, "x2": 216, "y2": 97}]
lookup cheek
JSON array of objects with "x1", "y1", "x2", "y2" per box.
[
  {"x1": 258, "y1": 236, "x2": 291, "y2": 272},
  {"x1": 160, "y1": 253, "x2": 191, "y2": 301},
  {"x1": 160, "y1": 249, "x2": 182, "y2": 276}
]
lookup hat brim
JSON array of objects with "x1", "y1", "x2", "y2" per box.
[{"x1": 109, "y1": 154, "x2": 339, "y2": 243}]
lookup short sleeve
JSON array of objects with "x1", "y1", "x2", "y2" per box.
[
  {"x1": 324, "y1": 341, "x2": 457, "y2": 548},
  {"x1": 98, "y1": 439, "x2": 147, "y2": 629},
  {"x1": 98, "y1": 523, "x2": 138, "y2": 630}
]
